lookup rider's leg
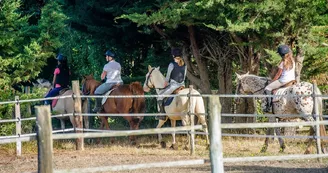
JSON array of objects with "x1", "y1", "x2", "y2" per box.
[
  {"x1": 44, "y1": 87, "x2": 61, "y2": 105},
  {"x1": 93, "y1": 83, "x2": 113, "y2": 112},
  {"x1": 155, "y1": 84, "x2": 181, "y2": 120},
  {"x1": 264, "y1": 80, "x2": 283, "y2": 113}
]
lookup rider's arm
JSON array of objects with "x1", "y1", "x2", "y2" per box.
[
  {"x1": 52, "y1": 74, "x2": 57, "y2": 88},
  {"x1": 165, "y1": 63, "x2": 174, "y2": 82},
  {"x1": 52, "y1": 68, "x2": 60, "y2": 88},
  {"x1": 164, "y1": 63, "x2": 174, "y2": 87},
  {"x1": 273, "y1": 62, "x2": 283, "y2": 81},
  {"x1": 101, "y1": 71, "x2": 107, "y2": 80}
]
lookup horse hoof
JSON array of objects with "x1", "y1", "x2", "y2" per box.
[
  {"x1": 304, "y1": 150, "x2": 311, "y2": 154},
  {"x1": 170, "y1": 144, "x2": 178, "y2": 150},
  {"x1": 279, "y1": 145, "x2": 286, "y2": 153},
  {"x1": 131, "y1": 141, "x2": 137, "y2": 146},
  {"x1": 260, "y1": 146, "x2": 267, "y2": 153},
  {"x1": 160, "y1": 141, "x2": 166, "y2": 148}
]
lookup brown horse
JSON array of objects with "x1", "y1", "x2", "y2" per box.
[{"x1": 82, "y1": 75, "x2": 146, "y2": 143}]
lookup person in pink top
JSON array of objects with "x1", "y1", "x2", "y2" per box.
[{"x1": 44, "y1": 54, "x2": 70, "y2": 105}]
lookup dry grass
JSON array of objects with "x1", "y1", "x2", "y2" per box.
[{"x1": 0, "y1": 134, "x2": 328, "y2": 173}]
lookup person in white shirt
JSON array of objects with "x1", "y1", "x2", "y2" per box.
[
  {"x1": 93, "y1": 50, "x2": 123, "y2": 112},
  {"x1": 264, "y1": 44, "x2": 295, "y2": 112}
]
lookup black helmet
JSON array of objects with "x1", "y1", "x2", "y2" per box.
[
  {"x1": 277, "y1": 45, "x2": 290, "y2": 57},
  {"x1": 56, "y1": 54, "x2": 66, "y2": 61},
  {"x1": 171, "y1": 48, "x2": 182, "y2": 57},
  {"x1": 105, "y1": 50, "x2": 115, "y2": 57}
]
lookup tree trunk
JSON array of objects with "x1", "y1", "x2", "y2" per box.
[
  {"x1": 188, "y1": 26, "x2": 211, "y2": 94},
  {"x1": 218, "y1": 63, "x2": 233, "y2": 123},
  {"x1": 295, "y1": 45, "x2": 304, "y2": 83},
  {"x1": 232, "y1": 34, "x2": 259, "y2": 127}
]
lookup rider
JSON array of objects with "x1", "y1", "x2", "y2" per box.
[
  {"x1": 264, "y1": 44, "x2": 295, "y2": 112},
  {"x1": 44, "y1": 54, "x2": 70, "y2": 105},
  {"x1": 93, "y1": 50, "x2": 123, "y2": 112},
  {"x1": 156, "y1": 48, "x2": 187, "y2": 120}
]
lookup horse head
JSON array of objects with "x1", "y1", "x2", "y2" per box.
[
  {"x1": 81, "y1": 74, "x2": 101, "y2": 95},
  {"x1": 143, "y1": 65, "x2": 166, "y2": 92},
  {"x1": 235, "y1": 72, "x2": 269, "y2": 95}
]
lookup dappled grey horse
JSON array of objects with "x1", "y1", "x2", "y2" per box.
[{"x1": 236, "y1": 72, "x2": 326, "y2": 154}]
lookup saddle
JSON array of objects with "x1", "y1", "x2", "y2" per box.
[
  {"x1": 163, "y1": 86, "x2": 185, "y2": 106},
  {"x1": 272, "y1": 80, "x2": 296, "y2": 103},
  {"x1": 52, "y1": 87, "x2": 70, "y2": 107},
  {"x1": 101, "y1": 84, "x2": 121, "y2": 105}
]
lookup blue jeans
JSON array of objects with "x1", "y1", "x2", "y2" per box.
[
  {"x1": 44, "y1": 87, "x2": 63, "y2": 105},
  {"x1": 94, "y1": 82, "x2": 123, "y2": 95}
]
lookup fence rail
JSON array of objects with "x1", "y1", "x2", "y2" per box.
[{"x1": 1, "y1": 80, "x2": 328, "y2": 172}]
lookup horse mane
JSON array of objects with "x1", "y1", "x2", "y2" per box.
[{"x1": 241, "y1": 74, "x2": 271, "y2": 83}]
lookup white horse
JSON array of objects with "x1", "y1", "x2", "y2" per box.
[
  {"x1": 143, "y1": 65, "x2": 209, "y2": 149},
  {"x1": 35, "y1": 79, "x2": 89, "y2": 131},
  {"x1": 236, "y1": 72, "x2": 326, "y2": 154}
]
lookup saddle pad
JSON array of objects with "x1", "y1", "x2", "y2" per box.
[
  {"x1": 164, "y1": 97, "x2": 174, "y2": 106},
  {"x1": 101, "y1": 89, "x2": 114, "y2": 105},
  {"x1": 52, "y1": 99, "x2": 58, "y2": 108},
  {"x1": 272, "y1": 87, "x2": 288, "y2": 102},
  {"x1": 52, "y1": 88, "x2": 69, "y2": 108}
]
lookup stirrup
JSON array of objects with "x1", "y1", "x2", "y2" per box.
[{"x1": 92, "y1": 107, "x2": 101, "y2": 113}]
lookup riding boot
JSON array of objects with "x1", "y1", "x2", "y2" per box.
[
  {"x1": 155, "y1": 100, "x2": 166, "y2": 120},
  {"x1": 92, "y1": 98, "x2": 102, "y2": 113},
  {"x1": 264, "y1": 90, "x2": 272, "y2": 113}
]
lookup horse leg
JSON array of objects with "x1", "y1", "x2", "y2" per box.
[
  {"x1": 128, "y1": 120, "x2": 139, "y2": 145},
  {"x1": 156, "y1": 119, "x2": 167, "y2": 148},
  {"x1": 96, "y1": 116, "x2": 105, "y2": 144},
  {"x1": 170, "y1": 119, "x2": 178, "y2": 150},
  {"x1": 60, "y1": 119, "x2": 65, "y2": 132},
  {"x1": 275, "y1": 127, "x2": 286, "y2": 152},
  {"x1": 197, "y1": 115, "x2": 209, "y2": 146},
  {"x1": 305, "y1": 127, "x2": 315, "y2": 154},
  {"x1": 261, "y1": 128, "x2": 271, "y2": 153},
  {"x1": 181, "y1": 118, "x2": 190, "y2": 151}
]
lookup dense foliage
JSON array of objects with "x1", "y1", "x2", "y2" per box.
[{"x1": 0, "y1": 0, "x2": 327, "y2": 134}]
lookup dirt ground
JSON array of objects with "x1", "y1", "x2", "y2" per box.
[{"x1": 0, "y1": 136, "x2": 328, "y2": 173}]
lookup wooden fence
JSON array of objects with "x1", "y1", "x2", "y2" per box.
[{"x1": 1, "y1": 80, "x2": 328, "y2": 172}]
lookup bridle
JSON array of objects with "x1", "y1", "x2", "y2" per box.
[{"x1": 145, "y1": 68, "x2": 155, "y2": 89}]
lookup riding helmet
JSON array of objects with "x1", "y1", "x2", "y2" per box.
[
  {"x1": 105, "y1": 50, "x2": 115, "y2": 57},
  {"x1": 56, "y1": 54, "x2": 67, "y2": 61},
  {"x1": 171, "y1": 48, "x2": 182, "y2": 57},
  {"x1": 277, "y1": 45, "x2": 290, "y2": 57}
]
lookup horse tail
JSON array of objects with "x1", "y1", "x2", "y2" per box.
[
  {"x1": 313, "y1": 85, "x2": 327, "y2": 139},
  {"x1": 129, "y1": 82, "x2": 146, "y2": 116}
]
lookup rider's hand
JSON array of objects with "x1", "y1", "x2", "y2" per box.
[{"x1": 164, "y1": 81, "x2": 168, "y2": 87}]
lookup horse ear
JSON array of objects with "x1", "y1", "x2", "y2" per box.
[
  {"x1": 156, "y1": 66, "x2": 160, "y2": 70},
  {"x1": 148, "y1": 65, "x2": 152, "y2": 72},
  {"x1": 235, "y1": 72, "x2": 241, "y2": 80},
  {"x1": 246, "y1": 71, "x2": 249, "y2": 75}
]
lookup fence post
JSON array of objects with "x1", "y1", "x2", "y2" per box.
[
  {"x1": 25, "y1": 86, "x2": 32, "y2": 115},
  {"x1": 313, "y1": 81, "x2": 322, "y2": 162},
  {"x1": 209, "y1": 95, "x2": 224, "y2": 173},
  {"x1": 189, "y1": 85, "x2": 195, "y2": 156},
  {"x1": 36, "y1": 105, "x2": 53, "y2": 173},
  {"x1": 72, "y1": 80, "x2": 84, "y2": 150},
  {"x1": 15, "y1": 96, "x2": 21, "y2": 157}
]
